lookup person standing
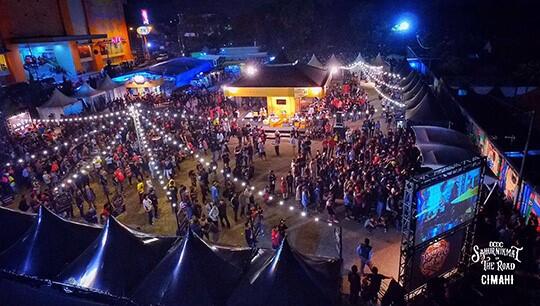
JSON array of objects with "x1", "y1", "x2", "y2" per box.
[
  {"x1": 348, "y1": 265, "x2": 361, "y2": 305},
  {"x1": 218, "y1": 200, "x2": 231, "y2": 229},
  {"x1": 286, "y1": 171, "x2": 294, "y2": 196},
  {"x1": 136, "y1": 179, "x2": 145, "y2": 204},
  {"x1": 365, "y1": 267, "x2": 390, "y2": 303},
  {"x1": 210, "y1": 181, "x2": 220, "y2": 204},
  {"x1": 231, "y1": 192, "x2": 240, "y2": 222},
  {"x1": 149, "y1": 188, "x2": 159, "y2": 219},
  {"x1": 280, "y1": 177, "x2": 287, "y2": 199},
  {"x1": 268, "y1": 170, "x2": 276, "y2": 194},
  {"x1": 356, "y1": 238, "x2": 374, "y2": 276},
  {"x1": 273, "y1": 131, "x2": 281, "y2": 156},
  {"x1": 142, "y1": 195, "x2": 154, "y2": 225}
]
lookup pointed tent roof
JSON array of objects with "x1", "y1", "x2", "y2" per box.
[
  {"x1": 73, "y1": 82, "x2": 104, "y2": 98},
  {"x1": 325, "y1": 54, "x2": 342, "y2": 68},
  {"x1": 353, "y1": 52, "x2": 365, "y2": 64},
  {"x1": 0, "y1": 207, "x2": 34, "y2": 253},
  {"x1": 133, "y1": 230, "x2": 251, "y2": 306},
  {"x1": 405, "y1": 92, "x2": 449, "y2": 126},
  {"x1": 40, "y1": 88, "x2": 78, "y2": 108},
  {"x1": 372, "y1": 53, "x2": 385, "y2": 66},
  {"x1": 0, "y1": 207, "x2": 100, "y2": 279},
  {"x1": 57, "y1": 217, "x2": 173, "y2": 297},
  {"x1": 226, "y1": 239, "x2": 341, "y2": 306},
  {"x1": 307, "y1": 54, "x2": 324, "y2": 69},
  {"x1": 97, "y1": 75, "x2": 122, "y2": 91}
]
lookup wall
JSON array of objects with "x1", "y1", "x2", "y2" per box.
[
  {"x1": 0, "y1": 0, "x2": 66, "y2": 38},
  {"x1": 83, "y1": 0, "x2": 133, "y2": 67},
  {"x1": 267, "y1": 96, "x2": 296, "y2": 116}
]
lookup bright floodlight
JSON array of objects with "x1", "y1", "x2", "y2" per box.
[
  {"x1": 330, "y1": 66, "x2": 339, "y2": 74},
  {"x1": 245, "y1": 65, "x2": 257, "y2": 76},
  {"x1": 393, "y1": 20, "x2": 410, "y2": 32}
]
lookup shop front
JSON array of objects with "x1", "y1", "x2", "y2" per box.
[{"x1": 18, "y1": 42, "x2": 78, "y2": 82}]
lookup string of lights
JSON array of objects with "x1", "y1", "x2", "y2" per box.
[{"x1": 142, "y1": 109, "x2": 336, "y2": 226}]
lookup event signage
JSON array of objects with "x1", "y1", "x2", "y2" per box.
[
  {"x1": 471, "y1": 241, "x2": 522, "y2": 285},
  {"x1": 136, "y1": 26, "x2": 152, "y2": 36}
]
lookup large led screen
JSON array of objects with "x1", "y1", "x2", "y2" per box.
[
  {"x1": 406, "y1": 228, "x2": 466, "y2": 292},
  {"x1": 415, "y1": 167, "x2": 481, "y2": 245}
]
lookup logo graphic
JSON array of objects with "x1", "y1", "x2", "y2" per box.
[{"x1": 471, "y1": 241, "x2": 522, "y2": 285}]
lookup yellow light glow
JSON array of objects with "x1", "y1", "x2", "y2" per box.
[
  {"x1": 224, "y1": 86, "x2": 238, "y2": 94},
  {"x1": 309, "y1": 87, "x2": 322, "y2": 95}
]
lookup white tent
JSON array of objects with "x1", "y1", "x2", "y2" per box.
[
  {"x1": 325, "y1": 54, "x2": 342, "y2": 69},
  {"x1": 348, "y1": 52, "x2": 365, "y2": 74},
  {"x1": 307, "y1": 54, "x2": 324, "y2": 69},
  {"x1": 372, "y1": 53, "x2": 390, "y2": 71},
  {"x1": 73, "y1": 82, "x2": 106, "y2": 111},
  {"x1": 36, "y1": 89, "x2": 82, "y2": 119},
  {"x1": 326, "y1": 54, "x2": 343, "y2": 79},
  {"x1": 97, "y1": 75, "x2": 126, "y2": 101}
]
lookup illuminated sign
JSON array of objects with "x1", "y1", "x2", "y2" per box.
[
  {"x1": 133, "y1": 75, "x2": 146, "y2": 84},
  {"x1": 141, "y1": 9, "x2": 150, "y2": 25},
  {"x1": 136, "y1": 26, "x2": 152, "y2": 36}
]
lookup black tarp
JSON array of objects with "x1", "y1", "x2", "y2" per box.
[
  {"x1": 226, "y1": 239, "x2": 342, "y2": 306},
  {"x1": 132, "y1": 230, "x2": 252, "y2": 306},
  {"x1": 0, "y1": 207, "x2": 34, "y2": 253},
  {"x1": 57, "y1": 217, "x2": 174, "y2": 297},
  {"x1": 0, "y1": 206, "x2": 100, "y2": 279}
]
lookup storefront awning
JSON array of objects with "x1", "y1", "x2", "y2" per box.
[{"x1": 11, "y1": 34, "x2": 107, "y2": 44}]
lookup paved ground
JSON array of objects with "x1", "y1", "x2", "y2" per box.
[{"x1": 10, "y1": 85, "x2": 401, "y2": 294}]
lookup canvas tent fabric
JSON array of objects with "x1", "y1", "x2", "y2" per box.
[
  {"x1": 412, "y1": 126, "x2": 477, "y2": 169},
  {"x1": 57, "y1": 217, "x2": 174, "y2": 297},
  {"x1": 325, "y1": 54, "x2": 342, "y2": 69},
  {"x1": 403, "y1": 81, "x2": 425, "y2": 102},
  {"x1": 372, "y1": 53, "x2": 390, "y2": 71},
  {"x1": 97, "y1": 75, "x2": 122, "y2": 91},
  {"x1": 132, "y1": 230, "x2": 251, "y2": 306},
  {"x1": 307, "y1": 54, "x2": 324, "y2": 69},
  {"x1": 226, "y1": 239, "x2": 341, "y2": 306},
  {"x1": 97, "y1": 75, "x2": 126, "y2": 101},
  {"x1": 402, "y1": 74, "x2": 420, "y2": 92},
  {"x1": 37, "y1": 88, "x2": 82, "y2": 119},
  {"x1": 73, "y1": 82, "x2": 104, "y2": 98},
  {"x1": 0, "y1": 207, "x2": 100, "y2": 279},
  {"x1": 405, "y1": 87, "x2": 428, "y2": 110},
  {"x1": 0, "y1": 207, "x2": 34, "y2": 253},
  {"x1": 405, "y1": 92, "x2": 449, "y2": 125},
  {"x1": 412, "y1": 126, "x2": 475, "y2": 151},
  {"x1": 416, "y1": 143, "x2": 477, "y2": 170}
]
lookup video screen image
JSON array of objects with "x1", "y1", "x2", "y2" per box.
[{"x1": 415, "y1": 167, "x2": 481, "y2": 245}]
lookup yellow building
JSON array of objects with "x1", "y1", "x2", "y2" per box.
[{"x1": 223, "y1": 62, "x2": 331, "y2": 118}]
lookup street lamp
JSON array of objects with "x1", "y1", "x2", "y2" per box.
[
  {"x1": 245, "y1": 65, "x2": 257, "y2": 76},
  {"x1": 392, "y1": 20, "x2": 411, "y2": 32}
]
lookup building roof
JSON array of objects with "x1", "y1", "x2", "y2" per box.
[{"x1": 232, "y1": 63, "x2": 329, "y2": 88}]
